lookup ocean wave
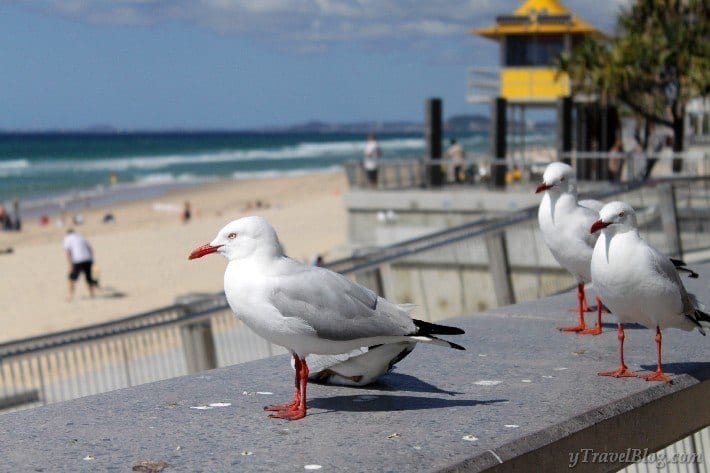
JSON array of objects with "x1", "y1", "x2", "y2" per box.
[
  {"x1": 15, "y1": 137, "x2": 425, "y2": 174},
  {"x1": 133, "y1": 172, "x2": 211, "y2": 185},
  {"x1": 0, "y1": 159, "x2": 31, "y2": 176},
  {"x1": 230, "y1": 165, "x2": 343, "y2": 181}
]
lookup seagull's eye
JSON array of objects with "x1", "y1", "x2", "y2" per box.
[
  {"x1": 618, "y1": 211, "x2": 625, "y2": 218},
  {"x1": 560, "y1": 177, "x2": 565, "y2": 182},
  {"x1": 228, "y1": 232, "x2": 237, "y2": 240}
]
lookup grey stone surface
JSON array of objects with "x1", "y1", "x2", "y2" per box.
[{"x1": 1, "y1": 264, "x2": 709, "y2": 472}]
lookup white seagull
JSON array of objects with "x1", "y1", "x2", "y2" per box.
[
  {"x1": 536, "y1": 162, "x2": 605, "y2": 334},
  {"x1": 590, "y1": 201, "x2": 709, "y2": 382},
  {"x1": 189, "y1": 216, "x2": 465, "y2": 420}
]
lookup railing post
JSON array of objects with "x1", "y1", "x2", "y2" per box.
[
  {"x1": 425, "y1": 98, "x2": 444, "y2": 187},
  {"x1": 658, "y1": 183, "x2": 683, "y2": 259},
  {"x1": 485, "y1": 231, "x2": 515, "y2": 306},
  {"x1": 490, "y1": 97, "x2": 507, "y2": 188},
  {"x1": 557, "y1": 98, "x2": 572, "y2": 165},
  {"x1": 181, "y1": 321, "x2": 218, "y2": 374}
]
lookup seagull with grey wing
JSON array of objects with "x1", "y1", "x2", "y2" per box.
[
  {"x1": 189, "y1": 216, "x2": 465, "y2": 420},
  {"x1": 590, "y1": 201, "x2": 710, "y2": 382},
  {"x1": 536, "y1": 162, "x2": 606, "y2": 334}
]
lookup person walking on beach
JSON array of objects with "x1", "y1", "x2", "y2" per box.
[
  {"x1": 446, "y1": 139, "x2": 466, "y2": 184},
  {"x1": 182, "y1": 201, "x2": 192, "y2": 223},
  {"x1": 11, "y1": 199, "x2": 21, "y2": 231},
  {"x1": 63, "y1": 229, "x2": 98, "y2": 301},
  {"x1": 363, "y1": 134, "x2": 382, "y2": 188}
]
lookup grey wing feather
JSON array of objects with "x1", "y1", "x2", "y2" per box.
[
  {"x1": 649, "y1": 247, "x2": 696, "y2": 315},
  {"x1": 576, "y1": 203, "x2": 601, "y2": 250},
  {"x1": 579, "y1": 199, "x2": 604, "y2": 213},
  {"x1": 269, "y1": 264, "x2": 416, "y2": 341}
]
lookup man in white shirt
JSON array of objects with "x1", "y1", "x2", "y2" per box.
[
  {"x1": 363, "y1": 134, "x2": 382, "y2": 188},
  {"x1": 445, "y1": 139, "x2": 466, "y2": 183},
  {"x1": 63, "y1": 229, "x2": 97, "y2": 301}
]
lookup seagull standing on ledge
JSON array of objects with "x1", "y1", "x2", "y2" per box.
[
  {"x1": 590, "y1": 201, "x2": 710, "y2": 382},
  {"x1": 536, "y1": 162, "x2": 605, "y2": 334},
  {"x1": 189, "y1": 216, "x2": 465, "y2": 420}
]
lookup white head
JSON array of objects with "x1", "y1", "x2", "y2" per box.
[
  {"x1": 188, "y1": 216, "x2": 284, "y2": 262},
  {"x1": 590, "y1": 201, "x2": 638, "y2": 235},
  {"x1": 536, "y1": 162, "x2": 577, "y2": 195}
]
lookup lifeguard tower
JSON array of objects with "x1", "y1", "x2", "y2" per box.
[{"x1": 469, "y1": 0, "x2": 607, "y2": 187}]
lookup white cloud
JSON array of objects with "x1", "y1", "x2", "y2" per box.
[{"x1": 12, "y1": 0, "x2": 624, "y2": 52}]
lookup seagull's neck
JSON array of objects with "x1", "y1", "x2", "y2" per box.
[
  {"x1": 547, "y1": 190, "x2": 577, "y2": 213},
  {"x1": 229, "y1": 249, "x2": 284, "y2": 273},
  {"x1": 603, "y1": 227, "x2": 641, "y2": 242}
]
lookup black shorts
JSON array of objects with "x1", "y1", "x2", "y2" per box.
[{"x1": 69, "y1": 261, "x2": 94, "y2": 283}]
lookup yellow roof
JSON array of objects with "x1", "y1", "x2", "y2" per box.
[{"x1": 473, "y1": 0, "x2": 602, "y2": 39}]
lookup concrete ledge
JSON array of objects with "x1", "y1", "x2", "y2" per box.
[{"x1": 1, "y1": 265, "x2": 709, "y2": 472}]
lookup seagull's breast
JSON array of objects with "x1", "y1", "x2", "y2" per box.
[
  {"x1": 592, "y1": 233, "x2": 681, "y2": 327},
  {"x1": 223, "y1": 260, "x2": 317, "y2": 346},
  {"x1": 538, "y1": 194, "x2": 595, "y2": 281}
]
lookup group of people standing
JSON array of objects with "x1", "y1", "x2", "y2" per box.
[{"x1": 361, "y1": 135, "x2": 470, "y2": 187}]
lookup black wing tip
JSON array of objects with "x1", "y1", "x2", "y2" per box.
[
  {"x1": 413, "y1": 319, "x2": 465, "y2": 336},
  {"x1": 448, "y1": 341, "x2": 466, "y2": 351},
  {"x1": 671, "y1": 258, "x2": 700, "y2": 279},
  {"x1": 687, "y1": 309, "x2": 710, "y2": 335}
]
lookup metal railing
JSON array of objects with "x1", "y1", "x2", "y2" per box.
[
  {"x1": 334, "y1": 176, "x2": 708, "y2": 316},
  {"x1": 342, "y1": 150, "x2": 710, "y2": 191},
  {"x1": 0, "y1": 300, "x2": 287, "y2": 413},
  {"x1": 1, "y1": 175, "x2": 709, "y2": 416}
]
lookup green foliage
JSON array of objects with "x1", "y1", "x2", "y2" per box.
[{"x1": 558, "y1": 0, "x2": 709, "y2": 131}]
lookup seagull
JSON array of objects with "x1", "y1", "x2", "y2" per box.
[
  {"x1": 189, "y1": 216, "x2": 465, "y2": 420},
  {"x1": 536, "y1": 162, "x2": 605, "y2": 334},
  {"x1": 302, "y1": 342, "x2": 415, "y2": 386},
  {"x1": 590, "y1": 201, "x2": 709, "y2": 382}
]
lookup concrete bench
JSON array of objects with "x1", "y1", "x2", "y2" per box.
[{"x1": 0, "y1": 265, "x2": 708, "y2": 472}]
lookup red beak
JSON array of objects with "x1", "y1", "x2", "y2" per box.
[
  {"x1": 188, "y1": 243, "x2": 220, "y2": 260},
  {"x1": 590, "y1": 220, "x2": 611, "y2": 233},
  {"x1": 535, "y1": 182, "x2": 551, "y2": 193}
]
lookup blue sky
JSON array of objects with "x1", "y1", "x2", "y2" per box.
[{"x1": 1, "y1": 1, "x2": 625, "y2": 130}]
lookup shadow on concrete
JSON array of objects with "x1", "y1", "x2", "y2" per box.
[
  {"x1": 371, "y1": 372, "x2": 463, "y2": 396},
  {"x1": 639, "y1": 362, "x2": 710, "y2": 380},
  {"x1": 619, "y1": 323, "x2": 648, "y2": 330},
  {"x1": 309, "y1": 373, "x2": 464, "y2": 396},
  {"x1": 308, "y1": 394, "x2": 507, "y2": 413}
]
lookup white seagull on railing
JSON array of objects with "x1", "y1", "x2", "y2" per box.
[
  {"x1": 536, "y1": 162, "x2": 606, "y2": 334},
  {"x1": 189, "y1": 216, "x2": 464, "y2": 420},
  {"x1": 590, "y1": 201, "x2": 710, "y2": 382}
]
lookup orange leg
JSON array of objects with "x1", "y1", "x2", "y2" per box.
[
  {"x1": 265, "y1": 353, "x2": 302, "y2": 412},
  {"x1": 559, "y1": 283, "x2": 587, "y2": 332},
  {"x1": 580, "y1": 296, "x2": 604, "y2": 335},
  {"x1": 599, "y1": 324, "x2": 638, "y2": 377},
  {"x1": 639, "y1": 326, "x2": 672, "y2": 383},
  {"x1": 568, "y1": 282, "x2": 592, "y2": 313},
  {"x1": 269, "y1": 354, "x2": 309, "y2": 420}
]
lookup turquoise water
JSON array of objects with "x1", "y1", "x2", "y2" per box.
[{"x1": 0, "y1": 131, "x2": 552, "y2": 214}]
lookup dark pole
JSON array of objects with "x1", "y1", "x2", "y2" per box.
[
  {"x1": 575, "y1": 103, "x2": 589, "y2": 181},
  {"x1": 557, "y1": 96, "x2": 572, "y2": 165},
  {"x1": 425, "y1": 98, "x2": 443, "y2": 187},
  {"x1": 490, "y1": 97, "x2": 507, "y2": 188}
]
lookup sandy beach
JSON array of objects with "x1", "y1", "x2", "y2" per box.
[{"x1": 0, "y1": 172, "x2": 348, "y2": 343}]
